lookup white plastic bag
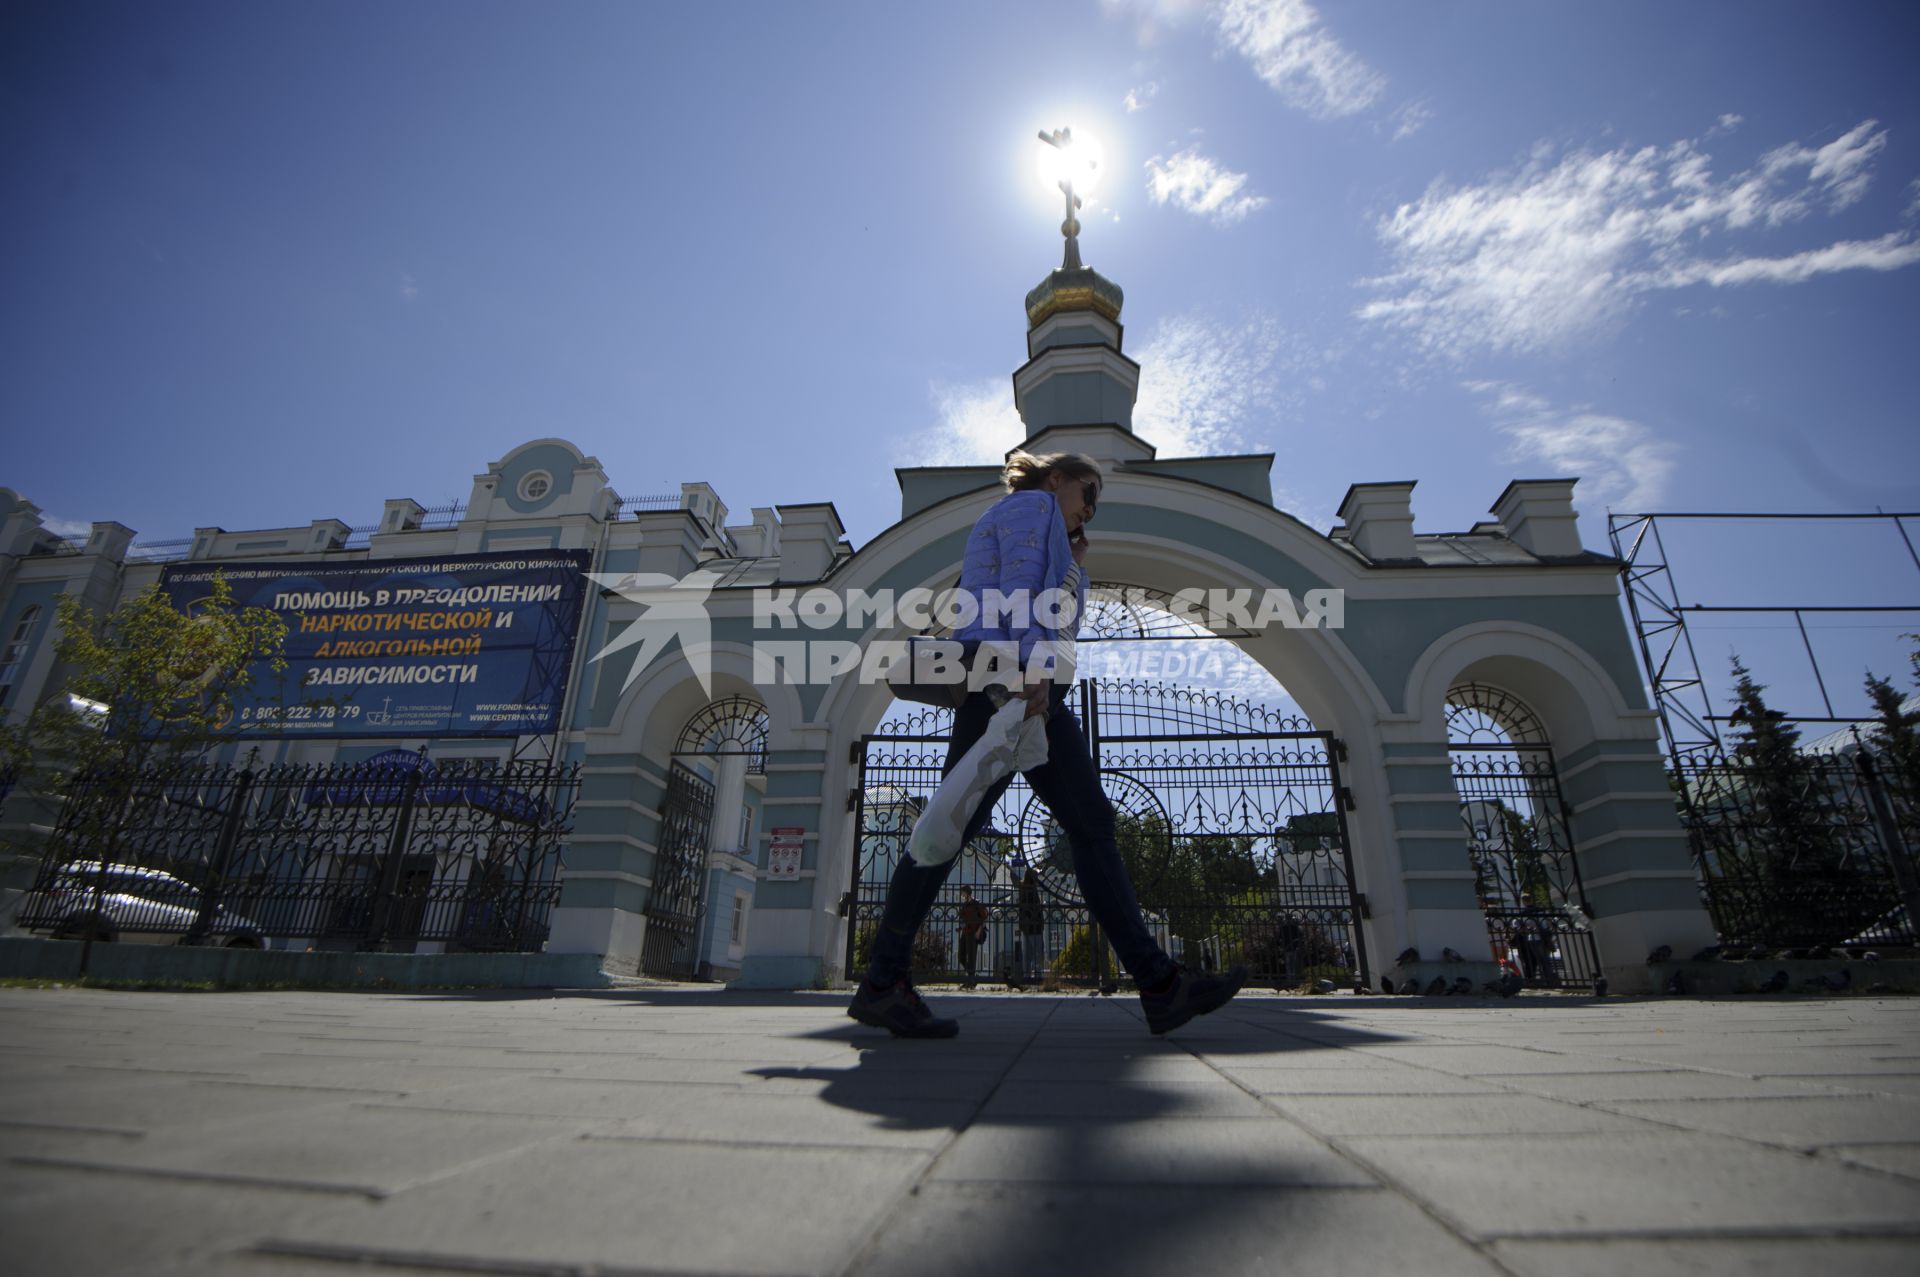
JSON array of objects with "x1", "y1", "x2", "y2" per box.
[{"x1": 905, "y1": 695, "x2": 1049, "y2": 867}]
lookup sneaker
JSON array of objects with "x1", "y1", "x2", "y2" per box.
[
  {"x1": 847, "y1": 977, "x2": 959, "y2": 1039},
  {"x1": 1140, "y1": 964, "x2": 1246, "y2": 1035}
]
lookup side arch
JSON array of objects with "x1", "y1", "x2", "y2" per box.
[
  {"x1": 593, "y1": 641, "x2": 810, "y2": 761},
  {"x1": 1403, "y1": 621, "x2": 1711, "y2": 990},
  {"x1": 1402, "y1": 620, "x2": 1653, "y2": 755}
]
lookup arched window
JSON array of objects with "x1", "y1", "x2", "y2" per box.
[
  {"x1": 0, "y1": 606, "x2": 42, "y2": 705},
  {"x1": 674, "y1": 696, "x2": 769, "y2": 775}
]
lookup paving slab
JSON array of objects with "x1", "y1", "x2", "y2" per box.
[
  {"x1": 23, "y1": 1103, "x2": 590, "y2": 1197},
  {"x1": 1799, "y1": 1071, "x2": 1920, "y2": 1097},
  {"x1": 930, "y1": 1115, "x2": 1380, "y2": 1187},
  {"x1": 848, "y1": 1183, "x2": 1505, "y2": 1276},
  {"x1": 1590, "y1": 1092, "x2": 1920, "y2": 1150},
  {"x1": 1260, "y1": 1092, "x2": 1664, "y2": 1138},
  {"x1": 1492, "y1": 1237, "x2": 1920, "y2": 1277},
  {"x1": 3, "y1": 986, "x2": 1919, "y2": 1274},
  {"x1": 596, "y1": 1087, "x2": 977, "y2": 1148},
  {"x1": 262, "y1": 1138, "x2": 931, "y2": 1276},
  {"x1": 1214, "y1": 1064, "x2": 1509, "y2": 1095},
  {"x1": 1480, "y1": 1068, "x2": 1842, "y2": 1101},
  {"x1": 975, "y1": 1075, "x2": 1274, "y2": 1120},
  {"x1": 149, "y1": 1253, "x2": 466, "y2": 1277},
  {"x1": 1339, "y1": 1129, "x2": 1920, "y2": 1238},
  {"x1": 0, "y1": 1072, "x2": 395, "y2": 1132},
  {"x1": 1821, "y1": 1141, "x2": 1920, "y2": 1180},
  {"x1": 4, "y1": 1164, "x2": 368, "y2": 1277},
  {"x1": 1350, "y1": 1043, "x2": 1686, "y2": 1074}
]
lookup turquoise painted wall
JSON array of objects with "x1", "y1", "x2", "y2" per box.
[
  {"x1": 497, "y1": 445, "x2": 580, "y2": 516},
  {"x1": 0, "y1": 581, "x2": 63, "y2": 711},
  {"x1": 590, "y1": 501, "x2": 1641, "y2": 732}
]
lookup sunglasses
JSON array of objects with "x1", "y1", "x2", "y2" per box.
[{"x1": 1080, "y1": 481, "x2": 1099, "y2": 520}]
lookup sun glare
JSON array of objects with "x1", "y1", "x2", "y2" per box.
[{"x1": 1035, "y1": 126, "x2": 1105, "y2": 204}]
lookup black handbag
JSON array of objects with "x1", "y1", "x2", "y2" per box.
[
  {"x1": 885, "y1": 574, "x2": 976, "y2": 709},
  {"x1": 886, "y1": 636, "x2": 977, "y2": 709}
]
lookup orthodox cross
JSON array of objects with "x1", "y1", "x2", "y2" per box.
[{"x1": 1037, "y1": 127, "x2": 1090, "y2": 271}]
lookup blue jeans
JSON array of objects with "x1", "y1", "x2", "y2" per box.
[{"x1": 865, "y1": 689, "x2": 1176, "y2": 989}]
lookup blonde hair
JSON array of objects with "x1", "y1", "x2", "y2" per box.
[{"x1": 1001, "y1": 449, "x2": 1103, "y2": 495}]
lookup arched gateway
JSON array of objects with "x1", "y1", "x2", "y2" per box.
[{"x1": 560, "y1": 247, "x2": 1716, "y2": 996}]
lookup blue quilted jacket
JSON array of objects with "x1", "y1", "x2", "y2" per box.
[{"x1": 951, "y1": 489, "x2": 1087, "y2": 663}]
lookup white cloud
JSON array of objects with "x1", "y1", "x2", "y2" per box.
[
  {"x1": 1390, "y1": 99, "x2": 1432, "y2": 142},
  {"x1": 1651, "y1": 230, "x2": 1920, "y2": 287},
  {"x1": 1706, "y1": 113, "x2": 1743, "y2": 138},
  {"x1": 1461, "y1": 380, "x2": 1550, "y2": 417},
  {"x1": 1100, "y1": 0, "x2": 1210, "y2": 48},
  {"x1": 1131, "y1": 312, "x2": 1285, "y2": 454},
  {"x1": 1467, "y1": 381, "x2": 1678, "y2": 510},
  {"x1": 400, "y1": 273, "x2": 419, "y2": 302},
  {"x1": 902, "y1": 312, "x2": 1331, "y2": 520},
  {"x1": 906, "y1": 379, "x2": 1023, "y2": 467},
  {"x1": 1124, "y1": 81, "x2": 1160, "y2": 112},
  {"x1": 894, "y1": 315, "x2": 1344, "y2": 564},
  {"x1": 1360, "y1": 119, "x2": 1914, "y2": 357},
  {"x1": 1805, "y1": 120, "x2": 1886, "y2": 211},
  {"x1": 1145, "y1": 147, "x2": 1269, "y2": 224},
  {"x1": 1211, "y1": 0, "x2": 1385, "y2": 119}
]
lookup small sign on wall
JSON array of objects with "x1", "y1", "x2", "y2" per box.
[{"x1": 767, "y1": 827, "x2": 805, "y2": 880}]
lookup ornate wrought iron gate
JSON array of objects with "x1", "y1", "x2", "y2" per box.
[
  {"x1": 640, "y1": 761, "x2": 715, "y2": 979},
  {"x1": 1447, "y1": 684, "x2": 1601, "y2": 989},
  {"x1": 845, "y1": 679, "x2": 1370, "y2": 989}
]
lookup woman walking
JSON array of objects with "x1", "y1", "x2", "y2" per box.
[{"x1": 848, "y1": 450, "x2": 1245, "y2": 1038}]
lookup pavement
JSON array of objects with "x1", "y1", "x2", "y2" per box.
[{"x1": 3, "y1": 985, "x2": 1919, "y2": 1277}]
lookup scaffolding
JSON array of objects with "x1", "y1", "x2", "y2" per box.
[{"x1": 1608, "y1": 511, "x2": 1920, "y2": 759}]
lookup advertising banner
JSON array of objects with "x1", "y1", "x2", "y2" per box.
[{"x1": 161, "y1": 550, "x2": 591, "y2": 739}]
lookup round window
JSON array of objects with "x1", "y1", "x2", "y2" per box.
[{"x1": 518, "y1": 471, "x2": 553, "y2": 503}]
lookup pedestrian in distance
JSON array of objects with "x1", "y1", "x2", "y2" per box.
[
  {"x1": 848, "y1": 450, "x2": 1247, "y2": 1038},
  {"x1": 956, "y1": 885, "x2": 987, "y2": 987},
  {"x1": 1016, "y1": 866, "x2": 1045, "y2": 983}
]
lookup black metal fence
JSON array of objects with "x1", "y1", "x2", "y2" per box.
[
  {"x1": 15, "y1": 754, "x2": 579, "y2": 953},
  {"x1": 1674, "y1": 743, "x2": 1918, "y2": 951}
]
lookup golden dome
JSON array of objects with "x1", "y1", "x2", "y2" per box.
[{"x1": 1024, "y1": 266, "x2": 1124, "y2": 328}]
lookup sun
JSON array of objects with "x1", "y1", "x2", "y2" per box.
[{"x1": 1035, "y1": 126, "x2": 1106, "y2": 205}]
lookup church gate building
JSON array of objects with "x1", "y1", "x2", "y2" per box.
[{"x1": 0, "y1": 249, "x2": 1715, "y2": 996}]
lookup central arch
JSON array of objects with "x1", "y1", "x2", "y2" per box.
[{"x1": 805, "y1": 470, "x2": 1409, "y2": 981}]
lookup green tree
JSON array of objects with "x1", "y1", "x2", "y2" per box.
[
  {"x1": 1863, "y1": 635, "x2": 1920, "y2": 813},
  {"x1": 1862, "y1": 636, "x2": 1920, "y2": 912},
  {"x1": 44, "y1": 578, "x2": 289, "y2": 774},
  {"x1": 4, "y1": 580, "x2": 288, "y2": 937},
  {"x1": 0, "y1": 578, "x2": 293, "y2": 966},
  {"x1": 1112, "y1": 810, "x2": 1264, "y2": 948},
  {"x1": 1493, "y1": 806, "x2": 1555, "y2": 910},
  {"x1": 1723, "y1": 657, "x2": 1879, "y2": 944}
]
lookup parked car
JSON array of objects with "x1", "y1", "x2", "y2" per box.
[{"x1": 32, "y1": 862, "x2": 267, "y2": 948}]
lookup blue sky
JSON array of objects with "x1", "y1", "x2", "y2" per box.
[{"x1": 4, "y1": 0, "x2": 1917, "y2": 728}]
